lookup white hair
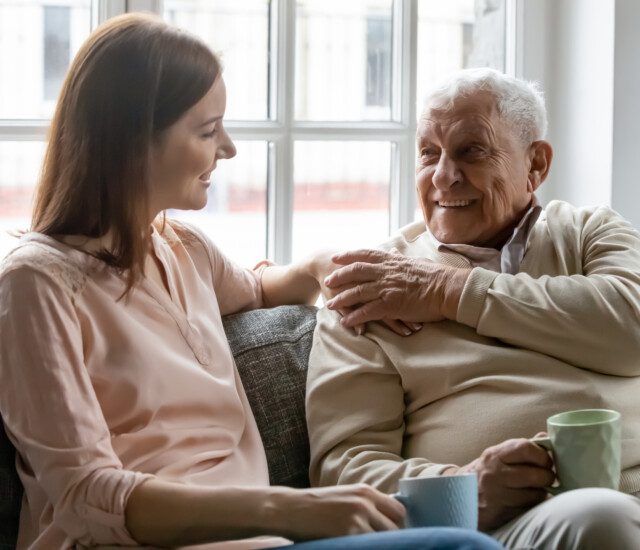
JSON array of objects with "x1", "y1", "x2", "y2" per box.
[{"x1": 423, "y1": 68, "x2": 548, "y2": 144}]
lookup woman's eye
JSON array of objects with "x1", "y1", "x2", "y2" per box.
[{"x1": 202, "y1": 124, "x2": 219, "y2": 138}]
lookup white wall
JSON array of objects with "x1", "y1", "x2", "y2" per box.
[
  {"x1": 520, "y1": 0, "x2": 615, "y2": 209},
  {"x1": 611, "y1": 0, "x2": 640, "y2": 229},
  {"x1": 519, "y1": 0, "x2": 640, "y2": 230}
]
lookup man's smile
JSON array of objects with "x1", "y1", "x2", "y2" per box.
[{"x1": 436, "y1": 199, "x2": 477, "y2": 208}]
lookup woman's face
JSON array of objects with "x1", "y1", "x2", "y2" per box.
[{"x1": 148, "y1": 76, "x2": 236, "y2": 217}]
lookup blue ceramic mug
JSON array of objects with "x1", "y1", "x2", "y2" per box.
[{"x1": 394, "y1": 473, "x2": 478, "y2": 529}]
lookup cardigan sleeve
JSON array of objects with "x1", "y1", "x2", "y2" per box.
[
  {"x1": 306, "y1": 307, "x2": 455, "y2": 492},
  {"x1": 457, "y1": 205, "x2": 640, "y2": 377},
  {"x1": 0, "y1": 266, "x2": 154, "y2": 546}
]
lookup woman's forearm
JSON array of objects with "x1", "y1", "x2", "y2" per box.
[
  {"x1": 260, "y1": 260, "x2": 321, "y2": 307},
  {"x1": 125, "y1": 479, "x2": 287, "y2": 546},
  {"x1": 126, "y1": 478, "x2": 406, "y2": 546}
]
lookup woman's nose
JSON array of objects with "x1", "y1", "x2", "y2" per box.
[{"x1": 217, "y1": 128, "x2": 236, "y2": 160}]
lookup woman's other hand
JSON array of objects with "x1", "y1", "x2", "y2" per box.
[
  {"x1": 264, "y1": 484, "x2": 406, "y2": 541},
  {"x1": 305, "y1": 249, "x2": 342, "y2": 302},
  {"x1": 126, "y1": 479, "x2": 404, "y2": 546}
]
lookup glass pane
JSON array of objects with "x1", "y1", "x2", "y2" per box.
[
  {"x1": 164, "y1": 0, "x2": 269, "y2": 121},
  {"x1": 296, "y1": 0, "x2": 393, "y2": 121},
  {"x1": 292, "y1": 141, "x2": 390, "y2": 261},
  {"x1": 0, "y1": 0, "x2": 92, "y2": 119},
  {"x1": 169, "y1": 141, "x2": 268, "y2": 267},
  {"x1": 0, "y1": 141, "x2": 46, "y2": 259},
  {"x1": 416, "y1": 0, "x2": 506, "y2": 114}
]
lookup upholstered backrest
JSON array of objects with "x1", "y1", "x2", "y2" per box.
[
  {"x1": 0, "y1": 305, "x2": 317, "y2": 547},
  {"x1": 224, "y1": 305, "x2": 317, "y2": 488}
]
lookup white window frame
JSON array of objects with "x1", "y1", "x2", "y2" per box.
[{"x1": 0, "y1": 0, "x2": 516, "y2": 264}]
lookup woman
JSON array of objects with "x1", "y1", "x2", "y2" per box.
[{"x1": 0, "y1": 13, "x2": 502, "y2": 550}]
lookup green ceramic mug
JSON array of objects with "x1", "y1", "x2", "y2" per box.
[{"x1": 531, "y1": 409, "x2": 621, "y2": 493}]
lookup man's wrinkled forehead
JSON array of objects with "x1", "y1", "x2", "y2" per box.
[{"x1": 417, "y1": 92, "x2": 500, "y2": 141}]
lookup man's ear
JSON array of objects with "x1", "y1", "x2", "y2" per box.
[{"x1": 527, "y1": 140, "x2": 553, "y2": 192}]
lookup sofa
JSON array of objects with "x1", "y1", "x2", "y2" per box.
[{"x1": 0, "y1": 305, "x2": 317, "y2": 549}]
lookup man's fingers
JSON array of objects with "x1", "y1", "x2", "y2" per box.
[
  {"x1": 331, "y1": 249, "x2": 391, "y2": 266},
  {"x1": 326, "y1": 283, "x2": 379, "y2": 310},
  {"x1": 502, "y1": 464, "x2": 556, "y2": 489},
  {"x1": 382, "y1": 319, "x2": 413, "y2": 337},
  {"x1": 335, "y1": 308, "x2": 366, "y2": 336},
  {"x1": 499, "y1": 438, "x2": 554, "y2": 468},
  {"x1": 340, "y1": 300, "x2": 385, "y2": 327},
  {"x1": 324, "y1": 262, "x2": 383, "y2": 288}
]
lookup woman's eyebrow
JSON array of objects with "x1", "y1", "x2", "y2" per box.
[{"x1": 199, "y1": 116, "x2": 223, "y2": 127}]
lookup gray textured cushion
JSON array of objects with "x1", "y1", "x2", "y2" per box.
[
  {"x1": 0, "y1": 304, "x2": 316, "y2": 547},
  {"x1": 223, "y1": 305, "x2": 317, "y2": 489}
]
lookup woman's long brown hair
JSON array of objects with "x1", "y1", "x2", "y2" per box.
[{"x1": 32, "y1": 13, "x2": 220, "y2": 295}]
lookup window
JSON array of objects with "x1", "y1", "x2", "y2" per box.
[
  {"x1": 166, "y1": 0, "x2": 508, "y2": 264},
  {"x1": 44, "y1": 6, "x2": 72, "y2": 100},
  {"x1": 0, "y1": 0, "x2": 92, "y2": 119},
  {"x1": 292, "y1": 141, "x2": 391, "y2": 260},
  {"x1": 168, "y1": 141, "x2": 268, "y2": 266},
  {"x1": 0, "y1": 0, "x2": 509, "y2": 263},
  {"x1": 164, "y1": 0, "x2": 270, "y2": 121},
  {"x1": 0, "y1": 0, "x2": 92, "y2": 259},
  {"x1": 366, "y1": 15, "x2": 392, "y2": 108}
]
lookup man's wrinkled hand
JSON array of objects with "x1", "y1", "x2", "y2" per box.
[
  {"x1": 309, "y1": 249, "x2": 421, "y2": 337},
  {"x1": 323, "y1": 249, "x2": 471, "y2": 328},
  {"x1": 444, "y1": 437, "x2": 556, "y2": 531}
]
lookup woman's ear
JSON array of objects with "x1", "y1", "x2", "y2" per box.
[{"x1": 527, "y1": 140, "x2": 553, "y2": 192}]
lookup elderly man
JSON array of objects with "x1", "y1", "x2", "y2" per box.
[{"x1": 306, "y1": 68, "x2": 640, "y2": 549}]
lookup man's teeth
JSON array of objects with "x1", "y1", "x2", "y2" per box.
[{"x1": 438, "y1": 200, "x2": 472, "y2": 207}]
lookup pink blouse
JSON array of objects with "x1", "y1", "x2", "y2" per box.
[{"x1": 0, "y1": 221, "x2": 289, "y2": 549}]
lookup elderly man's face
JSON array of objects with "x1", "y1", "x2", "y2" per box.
[{"x1": 416, "y1": 92, "x2": 538, "y2": 248}]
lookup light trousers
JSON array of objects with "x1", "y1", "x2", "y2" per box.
[{"x1": 491, "y1": 488, "x2": 640, "y2": 550}]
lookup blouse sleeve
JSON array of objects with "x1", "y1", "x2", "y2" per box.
[
  {"x1": 179, "y1": 222, "x2": 266, "y2": 315},
  {"x1": 0, "y1": 266, "x2": 154, "y2": 546}
]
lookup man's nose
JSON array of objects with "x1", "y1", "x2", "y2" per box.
[{"x1": 432, "y1": 152, "x2": 462, "y2": 190}]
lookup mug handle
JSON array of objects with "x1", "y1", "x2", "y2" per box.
[{"x1": 529, "y1": 436, "x2": 561, "y2": 495}]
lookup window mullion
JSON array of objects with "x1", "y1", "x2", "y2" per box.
[
  {"x1": 125, "y1": 0, "x2": 163, "y2": 15},
  {"x1": 0, "y1": 122, "x2": 48, "y2": 141},
  {"x1": 95, "y1": 0, "x2": 126, "y2": 24},
  {"x1": 390, "y1": 0, "x2": 418, "y2": 233},
  {"x1": 505, "y1": 0, "x2": 522, "y2": 77},
  {"x1": 269, "y1": 0, "x2": 295, "y2": 264}
]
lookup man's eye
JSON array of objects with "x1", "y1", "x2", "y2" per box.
[
  {"x1": 464, "y1": 145, "x2": 485, "y2": 155},
  {"x1": 202, "y1": 129, "x2": 217, "y2": 138},
  {"x1": 420, "y1": 148, "x2": 439, "y2": 159}
]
